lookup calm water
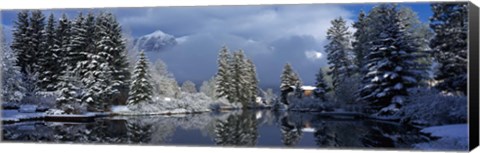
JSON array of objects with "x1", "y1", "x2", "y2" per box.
[{"x1": 2, "y1": 110, "x2": 430, "y2": 149}]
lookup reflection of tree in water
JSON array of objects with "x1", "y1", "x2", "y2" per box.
[
  {"x1": 214, "y1": 111, "x2": 258, "y2": 146},
  {"x1": 126, "y1": 118, "x2": 153, "y2": 144},
  {"x1": 280, "y1": 116, "x2": 303, "y2": 147},
  {"x1": 313, "y1": 122, "x2": 338, "y2": 147}
]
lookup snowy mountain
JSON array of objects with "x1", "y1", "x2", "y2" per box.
[{"x1": 133, "y1": 30, "x2": 178, "y2": 52}]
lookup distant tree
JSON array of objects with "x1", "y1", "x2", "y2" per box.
[
  {"x1": 314, "y1": 67, "x2": 330, "y2": 101},
  {"x1": 280, "y1": 63, "x2": 301, "y2": 105},
  {"x1": 215, "y1": 46, "x2": 233, "y2": 101},
  {"x1": 128, "y1": 51, "x2": 153, "y2": 106},
  {"x1": 1, "y1": 29, "x2": 26, "y2": 103},
  {"x1": 150, "y1": 59, "x2": 180, "y2": 98},
  {"x1": 181, "y1": 80, "x2": 197, "y2": 93},
  {"x1": 325, "y1": 17, "x2": 355, "y2": 91},
  {"x1": 200, "y1": 77, "x2": 217, "y2": 99},
  {"x1": 430, "y1": 3, "x2": 468, "y2": 95}
]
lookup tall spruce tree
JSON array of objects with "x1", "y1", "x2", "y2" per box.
[
  {"x1": 27, "y1": 10, "x2": 45, "y2": 73},
  {"x1": 245, "y1": 59, "x2": 259, "y2": 103},
  {"x1": 215, "y1": 46, "x2": 233, "y2": 102},
  {"x1": 231, "y1": 50, "x2": 250, "y2": 105},
  {"x1": 358, "y1": 4, "x2": 427, "y2": 114},
  {"x1": 314, "y1": 68, "x2": 330, "y2": 101},
  {"x1": 11, "y1": 10, "x2": 31, "y2": 75},
  {"x1": 325, "y1": 17, "x2": 355, "y2": 91},
  {"x1": 430, "y1": 3, "x2": 468, "y2": 95},
  {"x1": 53, "y1": 14, "x2": 72, "y2": 90},
  {"x1": 37, "y1": 13, "x2": 58, "y2": 91},
  {"x1": 96, "y1": 12, "x2": 131, "y2": 104},
  {"x1": 76, "y1": 12, "x2": 97, "y2": 81},
  {"x1": 352, "y1": 10, "x2": 369, "y2": 75},
  {"x1": 128, "y1": 51, "x2": 153, "y2": 106},
  {"x1": 67, "y1": 13, "x2": 88, "y2": 72}
]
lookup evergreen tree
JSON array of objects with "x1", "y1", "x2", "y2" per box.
[
  {"x1": 280, "y1": 63, "x2": 300, "y2": 105},
  {"x1": 325, "y1": 17, "x2": 355, "y2": 91},
  {"x1": 53, "y1": 14, "x2": 72, "y2": 90},
  {"x1": 352, "y1": 10, "x2": 369, "y2": 75},
  {"x1": 56, "y1": 70, "x2": 83, "y2": 114},
  {"x1": 358, "y1": 4, "x2": 427, "y2": 114},
  {"x1": 231, "y1": 50, "x2": 250, "y2": 105},
  {"x1": 37, "y1": 13, "x2": 57, "y2": 91},
  {"x1": 96, "y1": 12, "x2": 131, "y2": 104},
  {"x1": 430, "y1": 3, "x2": 468, "y2": 95},
  {"x1": 68, "y1": 12, "x2": 88, "y2": 73},
  {"x1": 127, "y1": 51, "x2": 153, "y2": 106},
  {"x1": 76, "y1": 12, "x2": 97, "y2": 81},
  {"x1": 245, "y1": 59, "x2": 259, "y2": 104},
  {"x1": 181, "y1": 80, "x2": 197, "y2": 93},
  {"x1": 27, "y1": 10, "x2": 45, "y2": 73},
  {"x1": 11, "y1": 10, "x2": 31, "y2": 74},
  {"x1": 215, "y1": 46, "x2": 232, "y2": 101},
  {"x1": 1, "y1": 28, "x2": 26, "y2": 103},
  {"x1": 314, "y1": 68, "x2": 330, "y2": 101}
]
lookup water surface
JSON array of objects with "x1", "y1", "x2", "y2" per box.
[{"x1": 2, "y1": 110, "x2": 430, "y2": 149}]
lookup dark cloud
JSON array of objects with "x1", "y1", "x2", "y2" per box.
[{"x1": 1, "y1": 4, "x2": 355, "y2": 89}]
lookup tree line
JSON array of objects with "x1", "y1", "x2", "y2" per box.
[
  {"x1": 279, "y1": 3, "x2": 468, "y2": 115},
  {"x1": 5, "y1": 10, "x2": 131, "y2": 113}
]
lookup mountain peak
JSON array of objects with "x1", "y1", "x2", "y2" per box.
[{"x1": 133, "y1": 30, "x2": 177, "y2": 52}]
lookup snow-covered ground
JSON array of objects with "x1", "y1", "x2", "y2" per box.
[{"x1": 414, "y1": 124, "x2": 468, "y2": 151}]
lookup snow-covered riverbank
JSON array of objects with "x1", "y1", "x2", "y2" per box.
[{"x1": 414, "y1": 124, "x2": 468, "y2": 151}]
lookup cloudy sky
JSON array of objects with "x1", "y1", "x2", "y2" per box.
[{"x1": 1, "y1": 3, "x2": 432, "y2": 89}]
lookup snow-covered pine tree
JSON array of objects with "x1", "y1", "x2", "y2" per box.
[
  {"x1": 11, "y1": 10, "x2": 31, "y2": 75},
  {"x1": 292, "y1": 72, "x2": 303, "y2": 99},
  {"x1": 314, "y1": 67, "x2": 330, "y2": 101},
  {"x1": 53, "y1": 14, "x2": 72, "y2": 90},
  {"x1": 75, "y1": 12, "x2": 96, "y2": 81},
  {"x1": 37, "y1": 13, "x2": 58, "y2": 91},
  {"x1": 280, "y1": 63, "x2": 300, "y2": 105},
  {"x1": 215, "y1": 46, "x2": 233, "y2": 102},
  {"x1": 245, "y1": 59, "x2": 259, "y2": 104},
  {"x1": 81, "y1": 33, "x2": 117, "y2": 112},
  {"x1": 430, "y1": 3, "x2": 468, "y2": 95},
  {"x1": 127, "y1": 51, "x2": 153, "y2": 106},
  {"x1": 27, "y1": 10, "x2": 45, "y2": 74},
  {"x1": 67, "y1": 13, "x2": 88, "y2": 73},
  {"x1": 358, "y1": 4, "x2": 427, "y2": 114},
  {"x1": 1, "y1": 28, "x2": 26, "y2": 103},
  {"x1": 55, "y1": 70, "x2": 83, "y2": 114},
  {"x1": 231, "y1": 50, "x2": 250, "y2": 106},
  {"x1": 325, "y1": 17, "x2": 355, "y2": 91},
  {"x1": 96, "y1": 12, "x2": 131, "y2": 104},
  {"x1": 352, "y1": 10, "x2": 369, "y2": 75}
]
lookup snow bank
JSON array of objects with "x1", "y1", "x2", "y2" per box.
[
  {"x1": 2, "y1": 110, "x2": 45, "y2": 123},
  {"x1": 414, "y1": 124, "x2": 468, "y2": 151},
  {"x1": 117, "y1": 92, "x2": 238, "y2": 115}
]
